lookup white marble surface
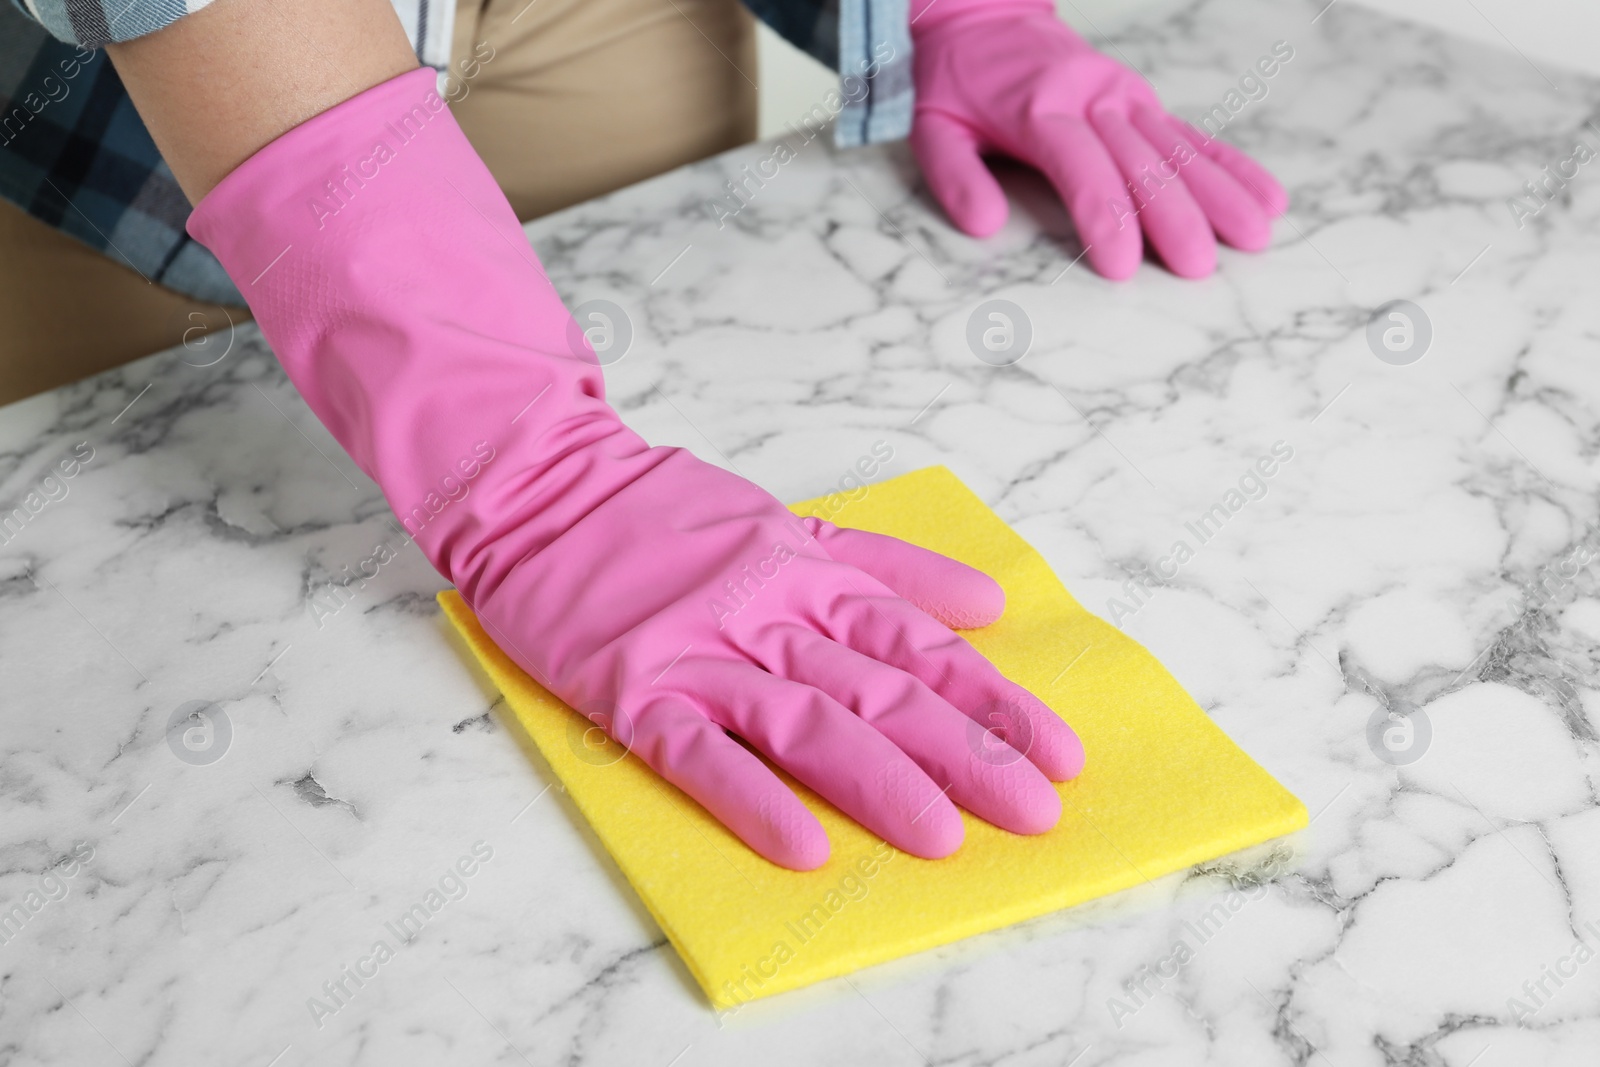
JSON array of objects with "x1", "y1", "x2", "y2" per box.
[{"x1": 5, "y1": 0, "x2": 1600, "y2": 1063}]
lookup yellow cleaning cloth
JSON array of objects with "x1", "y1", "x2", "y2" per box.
[{"x1": 438, "y1": 465, "x2": 1306, "y2": 1009}]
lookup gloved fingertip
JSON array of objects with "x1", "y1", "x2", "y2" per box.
[
  {"x1": 751, "y1": 796, "x2": 831, "y2": 870},
  {"x1": 946, "y1": 188, "x2": 1010, "y2": 238},
  {"x1": 915, "y1": 567, "x2": 1005, "y2": 629},
  {"x1": 1160, "y1": 236, "x2": 1217, "y2": 279},
  {"x1": 1257, "y1": 178, "x2": 1291, "y2": 218},
  {"x1": 1038, "y1": 727, "x2": 1086, "y2": 782},
  {"x1": 912, "y1": 111, "x2": 1008, "y2": 239},
  {"x1": 1067, "y1": 190, "x2": 1140, "y2": 282},
  {"x1": 1006, "y1": 693, "x2": 1085, "y2": 782},
  {"x1": 1011, "y1": 779, "x2": 1063, "y2": 835},
  {"x1": 898, "y1": 800, "x2": 965, "y2": 860},
  {"x1": 1220, "y1": 212, "x2": 1274, "y2": 253},
  {"x1": 1088, "y1": 239, "x2": 1141, "y2": 281},
  {"x1": 1228, "y1": 160, "x2": 1290, "y2": 218},
  {"x1": 768, "y1": 830, "x2": 831, "y2": 871},
  {"x1": 969, "y1": 755, "x2": 1064, "y2": 835}
]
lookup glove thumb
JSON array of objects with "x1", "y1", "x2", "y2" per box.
[
  {"x1": 912, "y1": 109, "x2": 1009, "y2": 238},
  {"x1": 806, "y1": 517, "x2": 1006, "y2": 629}
]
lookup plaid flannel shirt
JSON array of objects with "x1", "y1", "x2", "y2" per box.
[{"x1": 0, "y1": 0, "x2": 913, "y2": 305}]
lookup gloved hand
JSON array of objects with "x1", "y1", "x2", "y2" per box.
[
  {"x1": 188, "y1": 68, "x2": 1085, "y2": 871},
  {"x1": 909, "y1": 0, "x2": 1288, "y2": 279}
]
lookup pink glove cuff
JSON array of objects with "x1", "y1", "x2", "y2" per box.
[{"x1": 187, "y1": 67, "x2": 634, "y2": 605}]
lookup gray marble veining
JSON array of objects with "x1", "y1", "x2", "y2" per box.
[{"x1": 3, "y1": 0, "x2": 1600, "y2": 1063}]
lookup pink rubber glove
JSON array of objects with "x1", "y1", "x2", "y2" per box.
[
  {"x1": 187, "y1": 68, "x2": 1084, "y2": 871},
  {"x1": 910, "y1": 0, "x2": 1289, "y2": 278}
]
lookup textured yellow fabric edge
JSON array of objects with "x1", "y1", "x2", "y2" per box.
[{"x1": 436, "y1": 465, "x2": 1308, "y2": 1009}]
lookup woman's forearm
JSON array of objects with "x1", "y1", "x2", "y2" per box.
[{"x1": 105, "y1": 0, "x2": 418, "y2": 202}]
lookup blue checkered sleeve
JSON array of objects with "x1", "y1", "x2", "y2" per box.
[
  {"x1": 11, "y1": 0, "x2": 210, "y2": 48},
  {"x1": 0, "y1": 7, "x2": 239, "y2": 302},
  {"x1": 742, "y1": 0, "x2": 914, "y2": 147}
]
